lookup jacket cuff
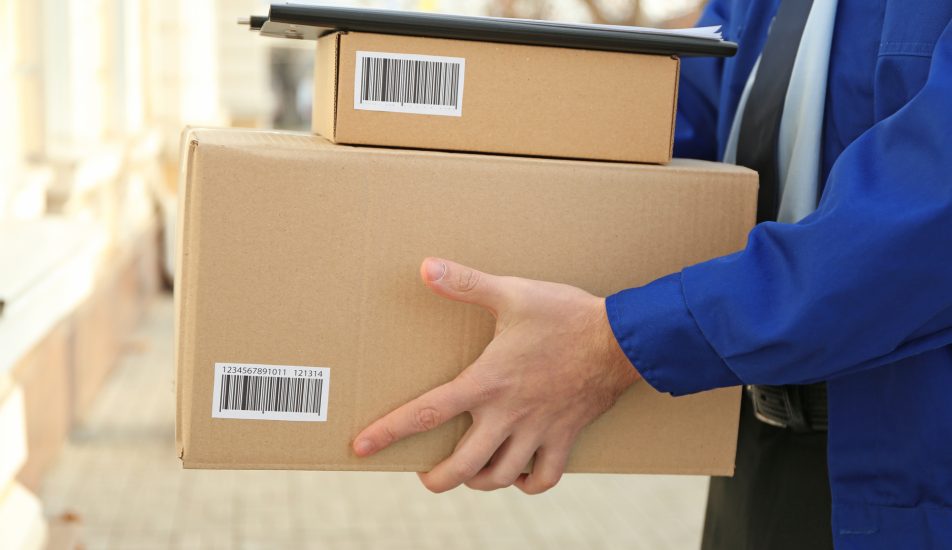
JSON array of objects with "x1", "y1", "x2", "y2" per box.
[{"x1": 605, "y1": 272, "x2": 743, "y2": 396}]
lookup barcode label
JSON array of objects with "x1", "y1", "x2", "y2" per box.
[
  {"x1": 211, "y1": 363, "x2": 330, "y2": 422},
  {"x1": 354, "y1": 51, "x2": 465, "y2": 116}
]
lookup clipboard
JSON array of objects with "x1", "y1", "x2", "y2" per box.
[{"x1": 245, "y1": 3, "x2": 737, "y2": 58}]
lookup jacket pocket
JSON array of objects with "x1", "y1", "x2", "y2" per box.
[
  {"x1": 873, "y1": 0, "x2": 950, "y2": 121},
  {"x1": 872, "y1": 52, "x2": 933, "y2": 123}
]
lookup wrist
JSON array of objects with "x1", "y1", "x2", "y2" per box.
[
  {"x1": 593, "y1": 297, "x2": 641, "y2": 388},
  {"x1": 605, "y1": 273, "x2": 742, "y2": 396}
]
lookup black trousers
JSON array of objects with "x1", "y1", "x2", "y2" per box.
[{"x1": 701, "y1": 393, "x2": 834, "y2": 550}]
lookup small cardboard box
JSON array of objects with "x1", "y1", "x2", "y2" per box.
[
  {"x1": 176, "y1": 128, "x2": 757, "y2": 474},
  {"x1": 313, "y1": 32, "x2": 680, "y2": 164}
]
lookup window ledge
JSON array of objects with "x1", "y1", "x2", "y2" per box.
[{"x1": 0, "y1": 218, "x2": 108, "y2": 375}]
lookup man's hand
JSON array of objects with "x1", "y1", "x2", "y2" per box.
[{"x1": 352, "y1": 258, "x2": 639, "y2": 494}]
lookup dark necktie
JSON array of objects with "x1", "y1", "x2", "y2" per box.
[
  {"x1": 736, "y1": 0, "x2": 815, "y2": 223},
  {"x1": 737, "y1": 1, "x2": 829, "y2": 433}
]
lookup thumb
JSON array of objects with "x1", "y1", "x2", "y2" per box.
[{"x1": 420, "y1": 258, "x2": 511, "y2": 313}]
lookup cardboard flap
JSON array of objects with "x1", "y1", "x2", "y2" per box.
[{"x1": 313, "y1": 33, "x2": 341, "y2": 140}]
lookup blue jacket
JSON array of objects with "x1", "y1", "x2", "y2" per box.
[{"x1": 605, "y1": 1, "x2": 952, "y2": 548}]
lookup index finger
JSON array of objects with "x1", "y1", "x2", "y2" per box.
[{"x1": 353, "y1": 378, "x2": 480, "y2": 457}]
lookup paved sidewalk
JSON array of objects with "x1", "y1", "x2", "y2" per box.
[{"x1": 39, "y1": 294, "x2": 709, "y2": 549}]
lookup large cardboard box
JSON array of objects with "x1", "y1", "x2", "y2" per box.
[
  {"x1": 176, "y1": 129, "x2": 757, "y2": 474},
  {"x1": 313, "y1": 32, "x2": 680, "y2": 164}
]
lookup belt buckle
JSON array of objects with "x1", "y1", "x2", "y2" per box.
[{"x1": 747, "y1": 385, "x2": 790, "y2": 429}]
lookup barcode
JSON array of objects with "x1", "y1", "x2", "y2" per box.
[
  {"x1": 354, "y1": 51, "x2": 465, "y2": 116},
  {"x1": 211, "y1": 363, "x2": 330, "y2": 422},
  {"x1": 218, "y1": 374, "x2": 323, "y2": 415}
]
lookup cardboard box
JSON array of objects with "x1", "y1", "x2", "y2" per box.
[
  {"x1": 313, "y1": 32, "x2": 680, "y2": 164},
  {"x1": 176, "y1": 128, "x2": 758, "y2": 474}
]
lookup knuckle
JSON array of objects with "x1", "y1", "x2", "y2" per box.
[
  {"x1": 455, "y1": 268, "x2": 481, "y2": 293},
  {"x1": 536, "y1": 473, "x2": 561, "y2": 492},
  {"x1": 504, "y1": 406, "x2": 530, "y2": 425},
  {"x1": 413, "y1": 407, "x2": 442, "y2": 432},
  {"x1": 380, "y1": 424, "x2": 398, "y2": 446},
  {"x1": 458, "y1": 370, "x2": 504, "y2": 402},
  {"x1": 463, "y1": 479, "x2": 482, "y2": 490},
  {"x1": 523, "y1": 475, "x2": 559, "y2": 495},
  {"x1": 489, "y1": 470, "x2": 519, "y2": 489},
  {"x1": 516, "y1": 463, "x2": 563, "y2": 494},
  {"x1": 451, "y1": 460, "x2": 481, "y2": 481},
  {"x1": 464, "y1": 477, "x2": 495, "y2": 492}
]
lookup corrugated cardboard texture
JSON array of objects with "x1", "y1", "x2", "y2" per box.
[
  {"x1": 313, "y1": 33, "x2": 339, "y2": 140},
  {"x1": 176, "y1": 129, "x2": 758, "y2": 475},
  {"x1": 314, "y1": 32, "x2": 679, "y2": 164}
]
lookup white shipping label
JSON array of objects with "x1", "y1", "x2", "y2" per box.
[
  {"x1": 354, "y1": 51, "x2": 465, "y2": 116},
  {"x1": 211, "y1": 363, "x2": 330, "y2": 422}
]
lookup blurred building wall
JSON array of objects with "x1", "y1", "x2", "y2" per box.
[
  {"x1": 144, "y1": 0, "x2": 223, "y2": 158},
  {"x1": 1, "y1": 0, "x2": 47, "y2": 221}
]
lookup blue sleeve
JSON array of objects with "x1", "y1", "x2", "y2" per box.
[
  {"x1": 607, "y1": 19, "x2": 952, "y2": 396},
  {"x1": 673, "y1": 0, "x2": 731, "y2": 161}
]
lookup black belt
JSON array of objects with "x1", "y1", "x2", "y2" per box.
[{"x1": 748, "y1": 383, "x2": 828, "y2": 432}]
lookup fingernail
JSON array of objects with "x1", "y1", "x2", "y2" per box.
[
  {"x1": 354, "y1": 439, "x2": 375, "y2": 456},
  {"x1": 424, "y1": 260, "x2": 446, "y2": 282}
]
